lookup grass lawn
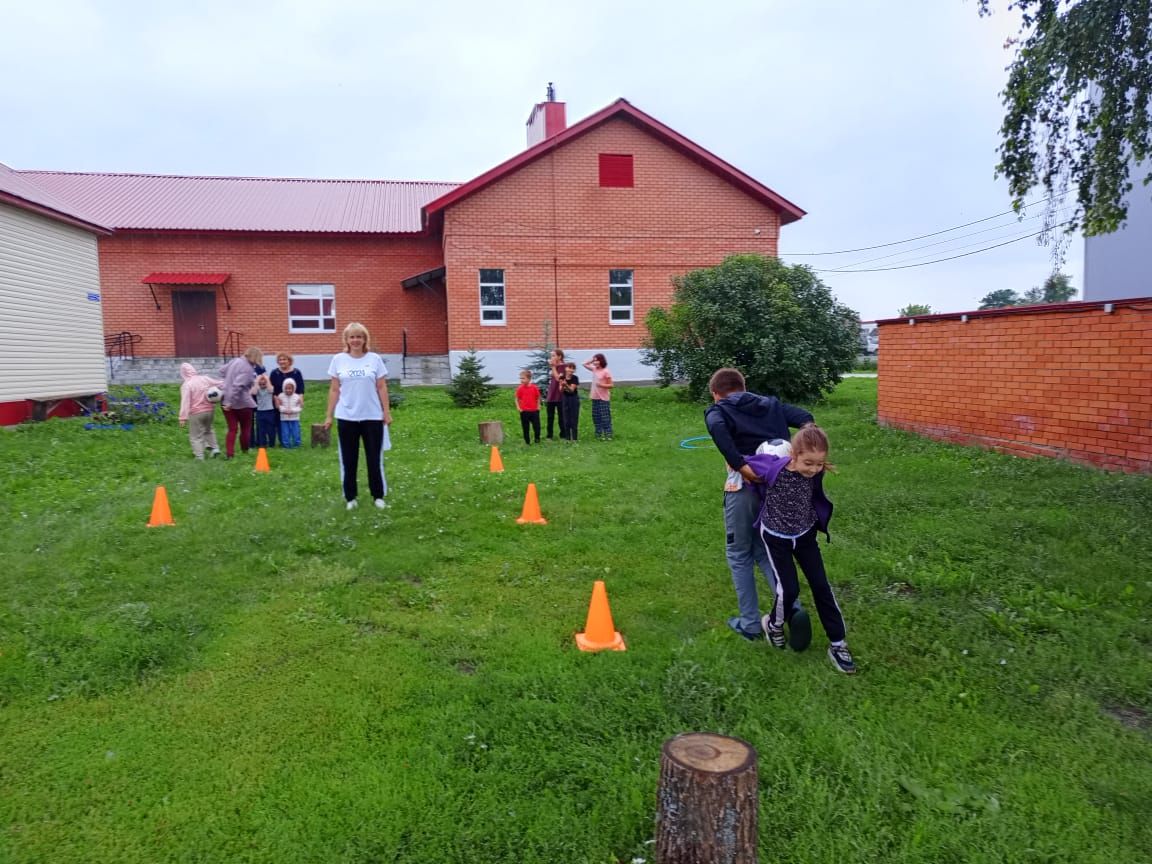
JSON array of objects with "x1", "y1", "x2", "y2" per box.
[{"x1": 1, "y1": 380, "x2": 1149, "y2": 864}]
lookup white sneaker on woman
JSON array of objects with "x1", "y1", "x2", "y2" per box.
[
  {"x1": 346, "y1": 499, "x2": 358, "y2": 511},
  {"x1": 374, "y1": 498, "x2": 387, "y2": 509}
]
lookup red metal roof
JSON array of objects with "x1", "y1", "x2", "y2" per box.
[
  {"x1": 423, "y1": 98, "x2": 806, "y2": 228},
  {"x1": 14, "y1": 171, "x2": 459, "y2": 234},
  {"x1": 874, "y1": 296, "x2": 1152, "y2": 325},
  {"x1": 0, "y1": 162, "x2": 110, "y2": 233},
  {"x1": 141, "y1": 272, "x2": 230, "y2": 285}
]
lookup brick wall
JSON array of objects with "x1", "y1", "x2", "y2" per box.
[
  {"x1": 442, "y1": 117, "x2": 784, "y2": 351},
  {"x1": 877, "y1": 300, "x2": 1152, "y2": 473},
  {"x1": 98, "y1": 232, "x2": 446, "y2": 357}
]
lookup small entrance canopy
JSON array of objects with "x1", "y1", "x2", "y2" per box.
[
  {"x1": 140, "y1": 272, "x2": 231, "y2": 310},
  {"x1": 401, "y1": 266, "x2": 445, "y2": 290}
]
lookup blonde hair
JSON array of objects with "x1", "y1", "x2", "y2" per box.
[
  {"x1": 342, "y1": 322, "x2": 371, "y2": 352},
  {"x1": 277, "y1": 352, "x2": 293, "y2": 363},
  {"x1": 792, "y1": 424, "x2": 834, "y2": 472},
  {"x1": 243, "y1": 346, "x2": 264, "y2": 365}
]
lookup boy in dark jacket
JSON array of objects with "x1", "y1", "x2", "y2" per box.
[{"x1": 704, "y1": 368, "x2": 814, "y2": 647}]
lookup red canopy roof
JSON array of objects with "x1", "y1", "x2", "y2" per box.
[{"x1": 141, "y1": 272, "x2": 230, "y2": 285}]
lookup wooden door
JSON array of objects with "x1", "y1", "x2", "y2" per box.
[{"x1": 172, "y1": 291, "x2": 218, "y2": 356}]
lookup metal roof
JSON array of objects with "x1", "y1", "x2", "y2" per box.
[
  {"x1": 14, "y1": 171, "x2": 459, "y2": 234},
  {"x1": 141, "y1": 272, "x2": 230, "y2": 284},
  {"x1": 0, "y1": 162, "x2": 110, "y2": 232}
]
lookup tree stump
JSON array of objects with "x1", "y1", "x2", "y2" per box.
[
  {"x1": 478, "y1": 420, "x2": 504, "y2": 445},
  {"x1": 310, "y1": 424, "x2": 331, "y2": 448},
  {"x1": 655, "y1": 732, "x2": 759, "y2": 864}
]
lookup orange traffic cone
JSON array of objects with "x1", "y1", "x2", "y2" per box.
[
  {"x1": 515, "y1": 482, "x2": 547, "y2": 524},
  {"x1": 575, "y1": 580, "x2": 626, "y2": 652},
  {"x1": 489, "y1": 446, "x2": 504, "y2": 473},
  {"x1": 147, "y1": 485, "x2": 175, "y2": 527},
  {"x1": 254, "y1": 448, "x2": 271, "y2": 473}
]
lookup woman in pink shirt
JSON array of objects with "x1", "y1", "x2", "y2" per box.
[{"x1": 582, "y1": 353, "x2": 614, "y2": 440}]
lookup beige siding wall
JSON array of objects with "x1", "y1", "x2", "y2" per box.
[{"x1": 0, "y1": 204, "x2": 107, "y2": 400}]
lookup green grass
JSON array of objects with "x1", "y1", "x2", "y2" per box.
[{"x1": 1, "y1": 381, "x2": 1149, "y2": 864}]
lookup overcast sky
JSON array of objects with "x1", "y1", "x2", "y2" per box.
[{"x1": 0, "y1": 0, "x2": 1083, "y2": 321}]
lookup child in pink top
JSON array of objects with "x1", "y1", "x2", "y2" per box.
[
  {"x1": 582, "y1": 353, "x2": 614, "y2": 439},
  {"x1": 178, "y1": 362, "x2": 223, "y2": 460}
]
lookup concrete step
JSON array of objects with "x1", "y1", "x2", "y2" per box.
[{"x1": 109, "y1": 357, "x2": 228, "y2": 385}]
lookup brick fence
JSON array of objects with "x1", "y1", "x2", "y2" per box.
[{"x1": 876, "y1": 298, "x2": 1152, "y2": 474}]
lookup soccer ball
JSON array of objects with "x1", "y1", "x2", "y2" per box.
[{"x1": 205, "y1": 386, "x2": 223, "y2": 403}]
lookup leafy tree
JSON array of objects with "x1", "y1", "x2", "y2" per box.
[
  {"x1": 979, "y1": 288, "x2": 1024, "y2": 309},
  {"x1": 642, "y1": 254, "x2": 859, "y2": 403},
  {"x1": 1021, "y1": 271, "x2": 1078, "y2": 304},
  {"x1": 898, "y1": 303, "x2": 933, "y2": 317},
  {"x1": 526, "y1": 320, "x2": 556, "y2": 391},
  {"x1": 978, "y1": 0, "x2": 1152, "y2": 236},
  {"x1": 447, "y1": 348, "x2": 497, "y2": 407}
]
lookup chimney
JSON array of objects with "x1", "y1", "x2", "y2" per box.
[{"x1": 526, "y1": 82, "x2": 567, "y2": 147}]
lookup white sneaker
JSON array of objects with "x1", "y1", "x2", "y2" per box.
[
  {"x1": 345, "y1": 499, "x2": 358, "y2": 511},
  {"x1": 374, "y1": 498, "x2": 387, "y2": 509},
  {"x1": 210, "y1": 449, "x2": 221, "y2": 458}
]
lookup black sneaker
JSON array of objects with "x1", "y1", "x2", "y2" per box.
[
  {"x1": 726, "y1": 617, "x2": 762, "y2": 642},
  {"x1": 760, "y1": 614, "x2": 786, "y2": 649},
  {"x1": 828, "y1": 644, "x2": 857, "y2": 674},
  {"x1": 787, "y1": 606, "x2": 812, "y2": 652}
]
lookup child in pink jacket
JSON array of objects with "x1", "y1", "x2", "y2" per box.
[{"x1": 178, "y1": 362, "x2": 223, "y2": 460}]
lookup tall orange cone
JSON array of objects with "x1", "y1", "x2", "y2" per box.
[
  {"x1": 575, "y1": 580, "x2": 626, "y2": 652},
  {"x1": 254, "y1": 447, "x2": 271, "y2": 473},
  {"x1": 515, "y1": 482, "x2": 547, "y2": 524},
  {"x1": 489, "y1": 446, "x2": 504, "y2": 473},
  {"x1": 147, "y1": 485, "x2": 175, "y2": 527}
]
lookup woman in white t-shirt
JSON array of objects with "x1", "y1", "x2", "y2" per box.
[{"x1": 323, "y1": 322, "x2": 393, "y2": 510}]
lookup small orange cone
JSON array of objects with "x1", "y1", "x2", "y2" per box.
[
  {"x1": 489, "y1": 446, "x2": 504, "y2": 473},
  {"x1": 515, "y1": 482, "x2": 547, "y2": 524},
  {"x1": 576, "y1": 580, "x2": 626, "y2": 652},
  {"x1": 147, "y1": 485, "x2": 175, "y2": 527},
  {"x1": 254, "y1": 448, "x2": 271, "y2": 473}
]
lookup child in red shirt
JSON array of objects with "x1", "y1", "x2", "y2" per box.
[{"x1": 515, "y1": 369, "x2": 542, "y2": 444}]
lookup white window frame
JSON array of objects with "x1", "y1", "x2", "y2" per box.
[
  {"x1": 287, "y1": 283, "x2": 336, "y2": 333},
  {"x1": 479, "y1": 269, "x2": 506, "y2": 326},
  {"x1": 609, "y1": 269, "x2": 634, "y2": 325}
]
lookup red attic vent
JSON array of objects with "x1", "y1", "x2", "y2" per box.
[{"x1": 599, "y1": 154, "x2": 634, "y2": 188}]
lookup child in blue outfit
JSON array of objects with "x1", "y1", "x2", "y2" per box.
[
  {"x1": 744, "y1": 424, "x2": 856, "y2": 674},
  {"x1": 251, "y1": 374, "x2": 277, "y2": 448}
]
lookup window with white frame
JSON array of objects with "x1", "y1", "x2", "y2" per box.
[
  {"x1": 287, "y1": 284, "x2": 336, "y2": 332},
  {"x1": 479, "y1": 269, "x2": 506, "y2": 325},
  {"x1": 609, "y1": 269, "x2": 633, "y2": 324}
]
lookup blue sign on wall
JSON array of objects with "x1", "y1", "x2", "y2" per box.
[{"x1": 87, "y1": 292, "x2": 101, "y2": 302}]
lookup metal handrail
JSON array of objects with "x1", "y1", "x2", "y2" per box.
[
  {"x1": 104, "y1": 331, "x2": 141, "y2": 360},
  {"x1": 401, "y1": 328, "x2": 408, "y2": 377},
  {"x1": 222, "y1": 330, "x2": 244, "y2": 359}
]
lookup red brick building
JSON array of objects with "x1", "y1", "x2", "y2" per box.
[{"x1": 16, "y1": 95, "x2": 805, "y2": 382}]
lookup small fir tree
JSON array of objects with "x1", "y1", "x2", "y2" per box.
[
  {"x1": 447, "y1": 348, "x2": 497, "y2": 407},
  {"x1": 527, "y1": 320, "x2": 556, "y2": 391}
]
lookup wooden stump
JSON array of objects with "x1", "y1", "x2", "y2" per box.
[
  {"x1": 655, "y1": 732, "x2": 759, "y2": 864},
  {"x1": 310, "y1": 423, "x2": 331, "y2": 448},
  {"x1": 478, "y1": 420, "x2": 504, "y2": 445}
]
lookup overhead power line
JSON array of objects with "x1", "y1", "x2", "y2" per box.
[
  {"x1": 783, "y1": 196, "x2": 1059, "y2": 256},
  {"x1": 812, "y1": 222, "x2": 1073, "y2": 273}
]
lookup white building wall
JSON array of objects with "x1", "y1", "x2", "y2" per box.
[
  {"x1": 0, "y1": 203, "x2": 107, "y2": 400},
  {"x1": 1084, "y1": 163, "x2": 1152, "y2": 301}
]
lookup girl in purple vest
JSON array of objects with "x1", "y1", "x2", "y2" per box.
[{"x1": 744, "y1": 424, "x2": 856, "y2": 674}]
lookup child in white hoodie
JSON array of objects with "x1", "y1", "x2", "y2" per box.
[
  {"x1": 178, "y1": 362, "x2": 223, "y2": 459},
  {"x1": 276, "y1": 379, "x2": 304, "y2": 448}
]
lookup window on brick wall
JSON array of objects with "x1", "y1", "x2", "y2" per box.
[
  {"x1": 609, "y1": 269, "x2": 633, "y2": 324},
  {"x1": 287, "y1": 284, "x2": 336, "y2": 332},
  {"x1": 599, "y1": 154, "x2": 634, "y2": 187},
  {"x1": 479, "y1": 269, "x2": 506, "y2": 325}
]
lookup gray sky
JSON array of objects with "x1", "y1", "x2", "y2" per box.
[{"x1": 1, "y1": 0, "x2": 1083, "y2": 321}]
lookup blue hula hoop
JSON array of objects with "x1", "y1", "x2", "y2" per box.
[{"x1": 679, "y1": 436, "x2": 712, "y2": 450}]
